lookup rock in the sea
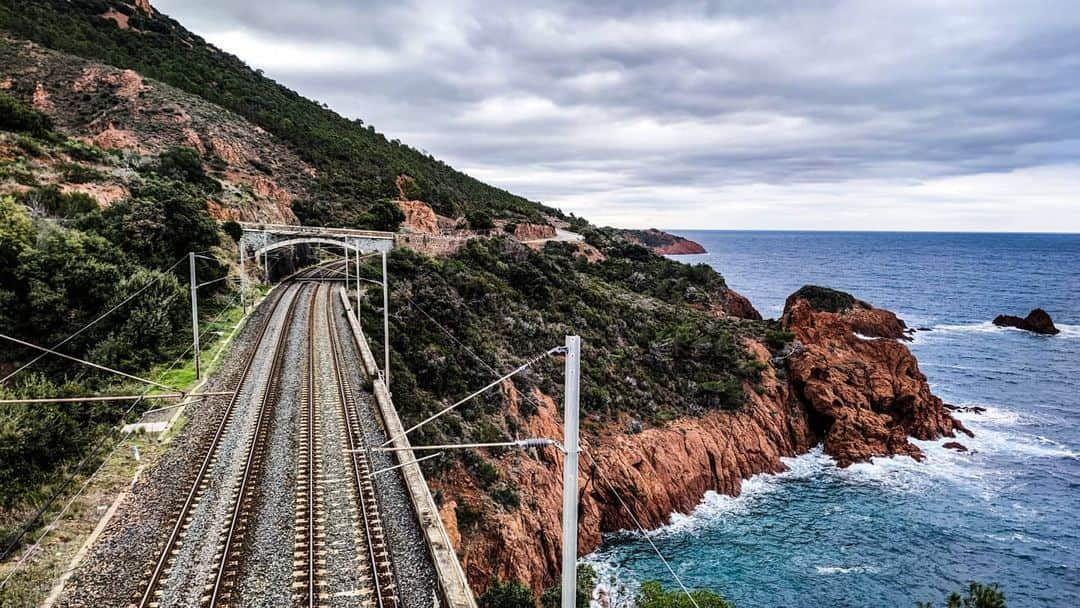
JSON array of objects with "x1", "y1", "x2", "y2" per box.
[
  {"x1": 943, "y1": 441, "x2": 969, "y2": 452},
  {"x1": 992, "y1": 308, "x2": 1060, "y2": 335},
  {"x1": 781, "y1": 286, "x2": 970, "y2": 466}
]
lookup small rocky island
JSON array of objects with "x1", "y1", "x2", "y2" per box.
[{"x1": 992, "y1": 308, "x2": 1060, "y2": 335}]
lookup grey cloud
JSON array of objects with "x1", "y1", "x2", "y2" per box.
[{"x1": 152, "y1": 0, "x2": 1080, "y2": 230}]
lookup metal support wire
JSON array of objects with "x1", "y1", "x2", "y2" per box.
[
  {"x1": 582, "y1": 449, "x2": 703, "y2": 608},
  {"x1": 0, "y1": 333, "x2": 181, "y2": 392},
  {"x1": 0, "y1": 289, "x2": 247, "y2": 577},
  {"x1": 0, "y1": 255, "x2": 187, "y2": 385},
  {"x1": 379, "y1": 345, "x2": 565, "y2": 447},
  {"x1": 372, "y1": 438, "x2": 563, "y2": 452},
  {"x1": 404, "y1": 291, "x2": 556, "y2": 416}
]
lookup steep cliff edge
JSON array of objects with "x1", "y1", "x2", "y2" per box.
[{"x1": 433, "y1": 285, "x2": 966, "y2": 594}]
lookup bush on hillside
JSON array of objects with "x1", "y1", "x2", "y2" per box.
[
  {"x1": 0, "y1": 91, "x2": 53, "y2": 138},
  {"x1": 478, "y1": 581, "x2": 536, "y2": 608},
  {"x1": 19, "y1": 185, "x2": 97, "y2": 218},
  {"x1": 789, "y1": 285, "x2": 861, "y2": 313},
  {"x1": 917, "y1": 582, "x2": 1006, "y2": 608},
  {"x1": 635, "y1": 581, "x2": 734, "y2": 608}
]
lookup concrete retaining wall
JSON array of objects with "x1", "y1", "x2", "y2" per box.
[{"x1": 337, "y1": 288, "x2": 477, "y2": 608}]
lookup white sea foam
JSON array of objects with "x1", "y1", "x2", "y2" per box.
[
  {"x1": 853, "y1": 332, "x2": 885, "y2": 341},
  {"x1": 814, "y1": 565, "x2": 880, "y2": 575},
  {"x1": 649, "y1": 448, "x2": 835, "y2": 537}
]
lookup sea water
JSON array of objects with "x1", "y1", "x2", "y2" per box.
[{"x1": 586, "y1": 232, "x2": 1080, "y2": 607}]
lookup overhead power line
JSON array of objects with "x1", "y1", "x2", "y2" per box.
[
  {"x1": 380, "y1": 345, "x2": 564, "y2": 447},
  {"x1": 0, "y1": 255, "x2": 187, "y2": 386}
]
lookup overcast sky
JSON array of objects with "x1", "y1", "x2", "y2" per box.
[{"x1": 154, "y1": 0, "x2": 1080, "y2": 232}]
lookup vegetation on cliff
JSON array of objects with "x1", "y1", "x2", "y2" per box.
[
  {"x1": 355, "y1": 238, "x2": 775, "y2": 476},
  {"x1": 0, "y1": 95, "x2": 232, "y2": 548},
  {"x1": 786, "y1": 285, "x2": 866, "y2": 313},
  {"x1": 636, "y1": 581, "x2": 733, "y2": 608}
]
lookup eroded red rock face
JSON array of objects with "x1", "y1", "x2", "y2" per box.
[
  {"x1": 441, "y1": 291, "x2": 968, "y2": 594},
  {"x1": 782, "y1": 298, "x2": 968, "y2": 466},
  {"x1": 512, "y1": 223, "x2": 557, "y2": 241}
]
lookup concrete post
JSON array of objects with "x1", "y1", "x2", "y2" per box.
[
  {"x1": 344, "y1": 244, "x2": 350, "y2": 289},
  {"x1": 382, "y1": 250, "x2": 390, "y2": 390},
  {"x1": 561, "y1": 335, "x2": 581, "y2": 608},
  {"x1": 355, "y1": 243, "x2": 361, "y2": 310},
  {"x1": 239, "y1": 243, "x2": 246, "y2": 312},
  {"x1": 189, "y1": 252, "x2": 201, "y2": 379}
]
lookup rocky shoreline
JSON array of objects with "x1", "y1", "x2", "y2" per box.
[{"x1": 433, "y1": 285, "x2": 969, "y2": 594}]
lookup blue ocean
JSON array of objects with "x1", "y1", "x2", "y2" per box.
[{"x1": 586, "y1": 232, "x2": 1080, "y2": 607}]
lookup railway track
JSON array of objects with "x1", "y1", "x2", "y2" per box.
[
  {"x1": 323, "y1": 284, "x2": 398, "y2": 608},
  {"x1": 132, "y1": 277, "x2": 397, "y2": 608},
  {"x1": 133, "y1": 285, "x2": 301, "y2": 608},
  {"x1": 201, "y1": 285, "x2": 305, "y2": 606},
  {"x1": 293, "y1": 286, "x2": 322, "y2": 605}
]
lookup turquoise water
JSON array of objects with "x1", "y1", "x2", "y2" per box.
[{"x1": 586, "y1": 232, "x2": 1080, "y2": 607}]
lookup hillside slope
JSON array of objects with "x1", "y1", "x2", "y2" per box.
[{"x1": 0, "y1": 0, "x2": 558, "y2": 228}]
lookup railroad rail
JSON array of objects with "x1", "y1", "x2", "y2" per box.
[
  {"x1": 324, "y1": 284, "x2": 399, "y2": 608},
  {"x1": 135, "y1": 286, "x2": 298, "y2": 608},
  {"x1": 293, "y1": 285, "x2": 322, "y2": 605},
  {"x1": 130, "y1": 277, "x2": 402, "y2": 608},
  {"x1": 202, "y1": 285, "x2": 304, "y2": 606}
]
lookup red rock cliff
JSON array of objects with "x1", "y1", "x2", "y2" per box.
[{"x1": 436, "y1": 289, "x2": 966, "y2": 594}]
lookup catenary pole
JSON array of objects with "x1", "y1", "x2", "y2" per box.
[
  {"x1": 189, "y1": 252, "x2": 201, "y2": 379},
  {"x1": 239, "y1": 243, "x2": 246, "y2": 312},
  {"x1": 382, "y1": 250, "x2": 390, "y2": 389},
  {"x1": 561, "y1": 335, "x2": 581, "y2": 608}
]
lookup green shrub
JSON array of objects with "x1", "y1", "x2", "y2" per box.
[
  {"x1": 454, "y1": 502, "x2": 484, "y2": 530},
  {"x1": 0, "y1": 91, "x2": 52, "y2": 138},
  {"x1": 763, "y1": 329, "x2": 795, "y2": 350},
  {"x1": 479, "y1": 581, "x2": 535, "y2": 608},
  {"x1": 917, "y1": 582, "x2": 1006, "y2": 608},
  {"x1": 222, "y1": 220, "x2": 243, "y2": 243},
  {"x1": 467, "y1": 209, "x2": 494, "y2": 230},
  {"x1": 490, "y1": 484, "x2": 521, "y2": 509},
  {"x1": 540, "y1": 564, "x2": 598, "y2": 608},
  {"x1": 20, "y1": 185, "x2": 97, "y2": 218},
  {"x1": 146, "y1": 146, "x2": 220, "y2": 192},
  {"x1": 59, "y1": 161, "x2": 105, "y2": 184},
  {"x1": 788, "y1": 285, "x2": 861, "y2": 313},
  {"x1": 635, "y1": 580, "x2": 733, "y2": 608}
]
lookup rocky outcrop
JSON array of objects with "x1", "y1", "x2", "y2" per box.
[
  {"x1": 445, "y1": 287, "x2": 967, "y2": 594},
  {"x1": 512, "y1": 223, "x2": 557, "y2": 241},
  {"x1": 781, "y1": 291, "x2": 968, "y2": 466},
  {"x1": 398, "y1": 199, "x2": 441, "y2": 235},
  {"x1": 92, "y1": 123, "x2": 139, "y2": 150},
  {"x1": 992, "y1": 308, "x2": 1060, "y2": 335},
  {"x1": 722, "y1": 288, "x2": 762, "y2": 320},
  {"x1": 621, "y1": 228, "x2": 706, "y2": 255}
]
